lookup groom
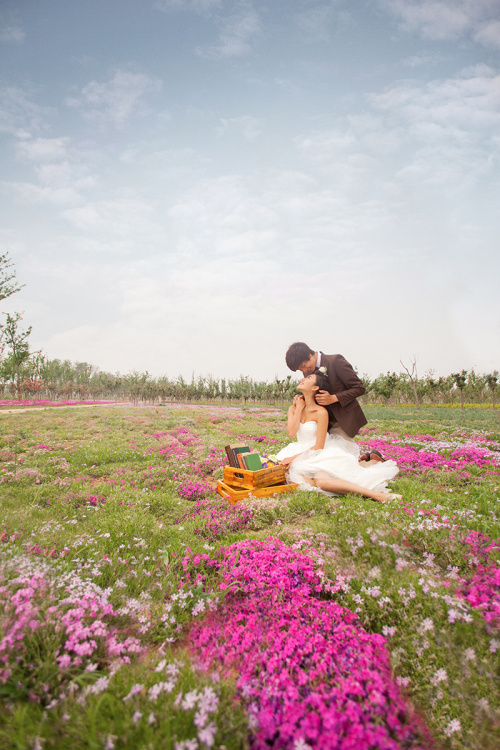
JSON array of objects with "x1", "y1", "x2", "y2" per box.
[{"x1": 285, "y1": 342, "x2": 367, "y2": 439}]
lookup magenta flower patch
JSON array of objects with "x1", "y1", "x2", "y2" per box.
[
  {"x1": 185, "y1": 538, "x2": 432, "y2": 749},
  {"x1": 176, "y1": 499, "x2": 254, "y2": 541}
]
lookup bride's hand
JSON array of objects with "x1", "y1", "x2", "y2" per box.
[
  {"x1": 293, "y1": 395, "x2": 305, "y2": 410},
  {"x1": 279, "y1": 456, "x2": 294, "y2": 466}
]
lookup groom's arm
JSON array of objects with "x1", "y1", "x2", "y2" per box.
[{"x1": 325, "y1": 354, "x2": 365, "y2": 407}]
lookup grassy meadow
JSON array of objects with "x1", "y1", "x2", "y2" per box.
[{"x1": 0, "y1": 402, "x2": 499, "y2": 750}]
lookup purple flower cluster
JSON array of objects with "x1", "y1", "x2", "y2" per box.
[
  {"x1": 0, "y1": 399, "x2": 115, "y2": 407},
  {"x1": 456, "y1": 530, "x2": 500, "y2": 628},
  {"x1": 0, "y1": 567, "x2": 143, "y2": 703},
  {"x1": 177, "y1": 499, "x2": 254, "y2": 541},
  {"x1": 65, "y1": 492, "x2": 107, "y2": 507},
  {"x1": 177, "y1": 479, "x2": 211, "y2": 502},
  {"x1": 186, "y1": 447, "x2": 226, "y2": 477},
  {"x1": 185, "y1": 538, "x2": 432, "y2": 749},
  {"x1": 359, "y1": 431, "x2": 499, "y2": 474},
  {"x1": 459, "y1": 566, "x2": 500, "y2": 629}
]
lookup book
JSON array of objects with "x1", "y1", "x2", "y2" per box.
[
  {"x1": 232, "y1": 446, "x2": 251, "y2": 467},
  {"x1": 241, "y1": 452, "x2": 264, "y2": 471},
  {"x1": 237, "y1": 450, "x2": 252, "y2": 469},
  {"x1": 225, "y1": 444, "x2": 250, "y2": 468},
  {"x1": 225, "y1": 443, "x2": 245, "y2": 467}
]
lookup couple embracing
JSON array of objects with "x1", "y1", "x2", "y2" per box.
[{"x1": 276, "y1": 342, "x2": 400, "y2": 503}]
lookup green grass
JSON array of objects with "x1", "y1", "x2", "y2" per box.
[{"x1": 0, "y1": 403, "x2": 499, "y2": 749}]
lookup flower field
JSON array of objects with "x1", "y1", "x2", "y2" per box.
[{"x1": 0, "y1": 403, "x2": 499, "y2": 749}]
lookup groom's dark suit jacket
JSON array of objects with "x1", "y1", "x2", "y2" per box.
[{"x1": 320, "y1": 352, "x2": 367, "y2": 438}]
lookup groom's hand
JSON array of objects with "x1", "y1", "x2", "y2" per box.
[{"x1": 316, "y1": 390, "x2": 339, "y2": 406}]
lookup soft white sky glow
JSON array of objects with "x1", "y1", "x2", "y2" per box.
[{"x1": 1, "y1": 0, "x2": 499, "y2": 380}]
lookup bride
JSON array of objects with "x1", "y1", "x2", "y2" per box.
[{"x1": 277, "y1": 370, "x2": 400, "y2": 502}]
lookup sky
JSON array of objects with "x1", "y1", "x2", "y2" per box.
[{"x1": 1, "y1": 0, "x2": 499, "y2": 382}]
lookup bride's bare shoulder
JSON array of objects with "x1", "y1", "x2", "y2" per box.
[{"x1": 309, "y1": 404, "x2": 328, "y2": 420}]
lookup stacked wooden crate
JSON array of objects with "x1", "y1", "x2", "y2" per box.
[{"x1": 217, "y1": 464, "x2": 297, "y2": 504}]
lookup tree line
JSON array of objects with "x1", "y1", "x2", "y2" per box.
[
  {"x1": 1, "y1": 362, "x2": 498, "y2": 409},
  {"x1": 0, "y1": 254, "x2": 498, "y2": 408}
]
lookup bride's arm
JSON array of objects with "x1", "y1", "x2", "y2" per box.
[
  {"x1": 312, "y1": 408, "x2": 329, "y2": 450},
  {"x1": 287, "y1": 396, "x2": 305, "y2": 438}
]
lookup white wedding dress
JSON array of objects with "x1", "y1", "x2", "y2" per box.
[{"x1": 276, "y1": 421, "x2": 399, "y2": 495}]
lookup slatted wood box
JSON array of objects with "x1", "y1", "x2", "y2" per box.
[
  {"x1": 223, "y1": 464, "x2": 286, "y2": 490},
  {"x1": 217, "y1": 479, "x2": 298, "y2": 504}
]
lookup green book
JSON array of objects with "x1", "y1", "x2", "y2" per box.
[
  {"x1": 232, "y1": 445, "x2": 251, "y2": 467},
  {"x1": 242, "y1": 452, "x2": 264, "y2": 471}
]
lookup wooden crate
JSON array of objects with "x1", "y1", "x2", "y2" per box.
[
  {"x1": 223, "y1": 464, "x2": 286, "y2": 490},
  {"x1": 217, "y1": 479, "x2": 298, "y2": 504}
]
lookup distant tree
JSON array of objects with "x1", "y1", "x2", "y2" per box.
[
  {"x1": 400, "y1": 357, "x2": 421, "y2": 411},
  {"x1": 485, "y1": 371, "x2": 499, "y2": 409},
  {"x1": 0, "y1": 252, "x2": 24, "y2": 302},
  {"x1": 451, "y1": 370, "x2": 468, "y2": 410},
  {"x1": 424, "y1": 371, "x2": 439, "y2": 406},
  {"x1": 360, "y1": 374, "x2": 372, "y2": 401},
  {"x1": 371, "y1": 372, "x2": 399, "y2": 404},
  {"x1": 465, "y1": 369, "x2": 484, "y2": 404},
  {"x1": 0, "y1": 312, "x2": 33, "y2": 400}
]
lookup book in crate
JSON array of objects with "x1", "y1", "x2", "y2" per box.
[{"x1": 236, "y1": 452, "x2": 263, "y2": 471}]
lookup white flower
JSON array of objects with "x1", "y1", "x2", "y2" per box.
[
  {"x1": 478, "y1": 698, "x2": 489, "y2": 712},
  {"x1": 294, "y1": 739, "x2": 312, "y2": 750},
  {"x1": 463, "y1": 647, "x2": 476, "y2": 662},
  {"x1": 123, "y1": 683, "x2": 144, "y2": 702},
  {"x1": 430, "y1": 668, "x2": 447, "y2": 686},
  {"x1": 417, "y1": 617, "x2": 434, "y2": 635},
  {"x1": 382, "y1": 625, "x2": 396, "y2": 637},
  {"x1": 90, "y1": 676, "x2": 110, "y2": 694},
  {"x1": 318, "y1": 366, "x2": 327, "y2": 374},
  {"x1": 197, "y1": 721, "x2": 216, "y2": 747},
  {"x1": 444, "y1": 719, "x2": 461, "y2": 737},
  {"x1": 182, "y1": 690, "x2": 199, "y2": 710}
]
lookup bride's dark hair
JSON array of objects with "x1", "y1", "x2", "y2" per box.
[{"x1": 312, "y1": 370, "x2": 332, "y2": 394}]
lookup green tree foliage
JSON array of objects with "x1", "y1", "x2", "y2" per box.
[
  {"x1": 485, "y1": 371, "x2": 499, "y2": 409},
  {"x1": 0, "y1": 252, "x2": 24, "y2": 302},
  {"x1": 0, "y1": 312, "x2": 33, "y2": 400},
  {"x1": 451, "y1": 370, "x2": 468, "y2": 410}
]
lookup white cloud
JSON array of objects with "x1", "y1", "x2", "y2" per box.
[
  {"x1": 2, "y1": 180, "x2": 83, "y2": 207},
  {"x1": 473, "y1": 18, "x2": 500, "y2": 48},
  {"x1": 154, "y1": 0, "x2": 222, "y2": 13},
  {"x1": 12, "y1": 136, "x2": 96, "y2": 202},
  {"x1": 16, "y1": 137, "x2": 71, "y2": 163},
  {"x1": 217, "y1": 115, "x2": 263, "y2": 139},
  {"x1": 61, "y1": 194, "x2": 164, "y2": 252},
  {"x1": 379, "y1": 0, "x2": 500, "y2": 47},
  {"x1": 0, "y1": 24, "x2": 25, "y2": 42},
  {"x1": 295, "y1": 66, "x2": 500, "y2": 196},
  {"x1": 65, "y1": 69, "x2": 162, "y2": 129},
  {"x1": 0, "y1": 87, "x2": 51, "y2": 138},
  {"x1": 195, "y1": 3, "x2": 261, "y2": 58},
  {"x1": 369, "y1": 66, "x2": 500, "y2": 132},
  {"x1": 293, "y1": 1, "x2": 339, "y2": 43},
  {"x1": 402, "y1": 53, "x2": 443, "y2": 67}
]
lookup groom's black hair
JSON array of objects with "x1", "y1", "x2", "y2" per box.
[{"x1": 286, "y1": 342, "x2": 315, "y2": 371}]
